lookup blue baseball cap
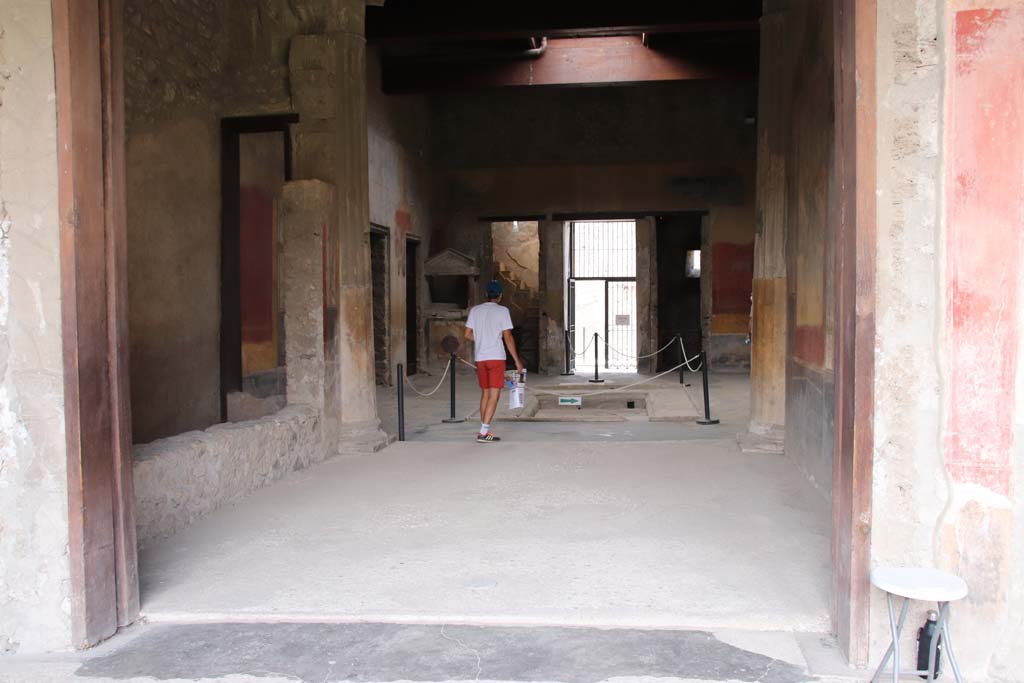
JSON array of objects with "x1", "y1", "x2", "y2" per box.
[{"x1": 486, "y1": 280, "x2": 503, "y2": 298}]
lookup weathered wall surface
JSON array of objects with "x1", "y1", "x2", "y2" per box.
[
  {"x1": 430, "y1": 82, "x2": 757, "y2": 371},
  {"x1": 125, "y1": 2, "x2": 432, "y2": 438},
  {"x1": 0, "y1": 2, "x2": 72, "y2": 654},
  {"x1": 124, "y1": 0, "x2": 229, "y2": 442},
  {"x1": 872, "y1": 0, "x2": 954, "y2": 670},
  {"x1": 133, "y1": 406, "x2": 321, "y2": 543},
  {"x1": 873, "y1": 1, "x2": 1024, "y2": 679},
  {"x1": 366, "y1": 48, "x2": 432, "y2": 379},
  {"x1": 756, "y1": 0, "x2": 835, "y2": 496}
]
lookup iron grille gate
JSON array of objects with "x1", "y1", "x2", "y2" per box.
[{"x1": 568, "y1": 220, "x2": 638, "y2": 371}]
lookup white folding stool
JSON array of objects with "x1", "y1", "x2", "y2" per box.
[{"x1": 870, "y1": 567, "x2": 968, "y2": 683}]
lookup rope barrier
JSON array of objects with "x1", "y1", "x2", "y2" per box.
[
  {"x1": 565, "y1": 333, "x2": 597, "y2": 357},
  {"x1": 603, "y1": 334, "x2": 680, "y2": 361},
  {"x1": 403, "y1": 361, "x2": 451, "y2": 397},
  {"x1": 678, "y1": 338, "x2": 703, "y2": 372},
  {"x1": 526, "y1": 356, "x2": 701, "y2": 399}
]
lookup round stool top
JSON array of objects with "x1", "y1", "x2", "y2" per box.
[{"x1": 871, "y1": 567, "x2": 968, "y2": 602}]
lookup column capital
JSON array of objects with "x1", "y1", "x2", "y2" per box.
[{"x1": 289, "y1": 0, "x2": 365, "y2": 36}]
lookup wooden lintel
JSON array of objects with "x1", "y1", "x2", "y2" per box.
[{"x1": 383, "y1": 36, "x2": 756, "y2": 93}]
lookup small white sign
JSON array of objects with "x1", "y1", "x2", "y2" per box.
[
  {"x1": 558, "y1": 396, "x2": 583, "y2": 407},
  {"x1": 615, "y1": 314, "x2": 631, "y2": 326}
]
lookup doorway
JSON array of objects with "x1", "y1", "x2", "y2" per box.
[
  {"x1": 656, "y1": 214, "x2": 704, "y2": 371},
  {"x1": 490, "y1": 220, "x2": 541, "y2": 372},
  {"x1": 568, "y1": 220, "x2": 638, "y2": 372},
  {"x1": 370, "y1": 226, "x2": 390, "y2": 386},
  {"x1": 219, "y1": 115, "x2": 297, "y2": 420},
  {"x1": 406, "y1": 238, "x2": 420, "y2": 375}
]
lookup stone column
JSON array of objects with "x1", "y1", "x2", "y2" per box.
[
  {"x1": 636, "y1": 217, "x2": 658, "y2": 375},
  {"x1": 538, "y1": 220, "x2": 565, "y2": 375},
  {"x1": 288, "y1": 0, "x2": 386, "y2": 453},
  {"x1": 749, "y1": 9, "x2": 790, "y2": 435},
  {"x1": 281, "y1": 181, "x2": 330, "y2": 412}
]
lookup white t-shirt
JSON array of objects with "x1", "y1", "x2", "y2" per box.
[{"x1": 466, "y1": 302, "x2": 513, "y2": 362}]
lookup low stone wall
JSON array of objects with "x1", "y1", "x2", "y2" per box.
[{"x1": 133, "y1": 405, "x2": 322, "y2": 544}]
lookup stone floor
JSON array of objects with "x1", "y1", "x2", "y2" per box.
[
  {"x1": 377, "y1": 367, "x2": 743, "y2": 443},
  {"x1": 0, "y1": 372, "x2": 861, "y2": 682},
  {"x1": 0, "y1": 622, "x2": 862, "y2": 683}
]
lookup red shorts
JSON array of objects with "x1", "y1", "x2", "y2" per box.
[{"x1": 476, "y1": 360, "x2": 506, "y2": 389}]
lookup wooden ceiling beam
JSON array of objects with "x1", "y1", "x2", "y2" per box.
[
  {"x1": 382, "y1": 36, "x2": 756, "y2": 93},
  {"x1": 366, "y1": 1, "x2": 761, "y2": 44}
]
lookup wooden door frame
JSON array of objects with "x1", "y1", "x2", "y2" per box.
[
  {"x1": 831, "y1": 0, "x2": 876, "y2": 666},
  {"x1": 52, "y1": 0, "x2": 139, "y2": 647},
  {"x1": 48, "y1": 0, "x2": 877, "y2": 658}
]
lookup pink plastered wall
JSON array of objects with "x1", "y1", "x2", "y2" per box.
[{"x1": 944, "y1": 7, "x2": 1024, "y2": 498}]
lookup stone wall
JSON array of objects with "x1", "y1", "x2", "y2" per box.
[
  {"x1": 124, "y1": 1, "x2": 433, "y2": 438},
  {"x1": 133, "y1": 406, "x2": 322, "y2": 543},
  {"x1": 124, "y1": 0, "x2": 230, "y2": 442},
  {"x1": 0, "y1": 2, "x2": 71, "y2": 654},
  {"x1": 366, "y1": 47, "x2": 432, "y2": 379}
]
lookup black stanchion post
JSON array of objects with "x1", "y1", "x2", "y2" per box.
[
  {"x1": 678, "y1": 335, "x2": 686, "y2": 385},
  {"x1": 696, "y1": 351, "x2": 719, "y2": 425},
  {"x1": 442, "y1": 353, "x2": 465, "y2": 423},
  {"x1": 397, "y1": 363, "x2": 406, "y2": 441},
  {"x1": 560, "y1": 329, "x2": 574, "y2": 376},
  {"x1": 589, "y1": 332, "x2": 604, "y2": 384}
]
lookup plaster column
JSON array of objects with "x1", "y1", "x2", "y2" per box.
[
  {"x1": 288, "y1": 0, "x2": 386, "y2": 452},
  {"x1": 749, "y1": 9, "x2": 790, "y2": 435}
]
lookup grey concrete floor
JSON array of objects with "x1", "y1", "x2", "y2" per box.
[
  {"x1": 0, "y1": 373, "x2": 859, "y2": 682},
  {"x1": 0, "y1": 622, "x2": 862, "y2": 683}
]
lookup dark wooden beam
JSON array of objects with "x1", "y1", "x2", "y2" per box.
[
  {"x1": 383, "y1": 36, "x2": 756, "y2": 93},
  {"x1": 831, "y1": 0, "x2": 876, "y2": 668},
  {"x1": 53, "y1": 0, "x2": 138, "y2": 647},
  {"x1": 367, "y1": 0, "x2": 761, "y2": 43}
]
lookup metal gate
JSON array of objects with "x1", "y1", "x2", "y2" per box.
[{"x1": 567, "y1": 220, "x2": 637, "y2": 371}]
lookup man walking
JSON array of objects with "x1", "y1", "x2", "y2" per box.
[{"x1": 464, "y1": 280, "x2": 524, "y2": 443}]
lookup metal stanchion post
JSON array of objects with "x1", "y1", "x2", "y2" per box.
[
  {"x1": 560, "y1": 329, "x2": 574, "y2": 376},
  {"x1": 397, "y1": 363, "x2": 406, "y2": 440},
  {"x1": 442, "y1": 353, "x2": 465, "y2": 423},
  {"x1": 696, "y1": 351, "x2": 719, "y2": 425},
  {"x1": 589, "y1": 332, "x2": 604, "y2": 384},
  {"x1": 678, "y1": 335, "x2": 686, "y2": 385}
]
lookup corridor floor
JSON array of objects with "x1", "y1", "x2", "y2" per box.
[{"x1": 139, "y1": 374, "x2": 830, "y2": 633}]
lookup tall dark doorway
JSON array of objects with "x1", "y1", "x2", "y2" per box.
[
  {"x1": 370, "y1": 226, "x2": 390, "y2": 386},
  {"x1": 656, "y1": 214, "x2": 703, "y2": 371},
  {"x1": 405, "y1": 238, "x2": 420, "y2": 375},
  {"x1": 220, "y1": 115, "x2": 297, "y2": 420}
]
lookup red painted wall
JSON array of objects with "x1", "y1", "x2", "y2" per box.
[
  {"x1": 944, "y1": 8, "x2": 1024, "y2": 497},
  {"x1": 239, "y1": 187, "x2": 275, "y2": 346},
  {"x1": 711, "y1": 242, "x2": 754, "y2": 313}
]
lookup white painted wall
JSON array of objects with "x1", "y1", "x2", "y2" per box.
[{"x1": 0, "y1": 1, "x2": 72, "y2": 655}]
